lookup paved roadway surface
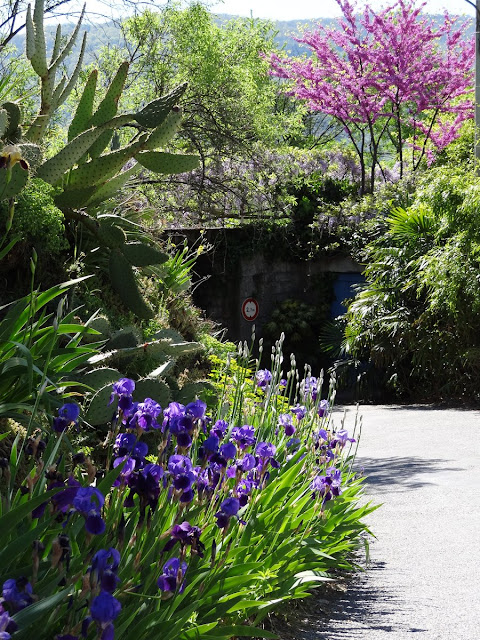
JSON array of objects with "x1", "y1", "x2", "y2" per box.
[{"x1": 280, "y1": 405, "x2": 480, "y2": 640}]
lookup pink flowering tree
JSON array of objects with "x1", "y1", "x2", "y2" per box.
[{"x1": 269, "y1": 0, "x2": 474, "y2": 193}]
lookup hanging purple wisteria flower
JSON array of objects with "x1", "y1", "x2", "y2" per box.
[{"x1": 53, "y1": 403, "x2": 80, "y2": 433}]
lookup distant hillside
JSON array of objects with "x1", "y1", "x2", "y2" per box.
[{"x1": 11, "y1": 12, "x2": 474, "y2": 66}]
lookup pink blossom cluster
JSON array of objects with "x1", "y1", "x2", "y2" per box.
[{"x1": 268, "y1": 0, "x2": 474, "y2": 191}]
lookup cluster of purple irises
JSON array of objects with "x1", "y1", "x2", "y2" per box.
[{"x1": 9, "y1": 369, "x2": 354, "y2": 639}]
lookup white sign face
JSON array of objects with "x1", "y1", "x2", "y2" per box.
[{"x1": 242, "y1": 298, "x2": 259, "y2": 321}]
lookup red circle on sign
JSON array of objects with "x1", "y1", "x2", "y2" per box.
[{"x1": 242, "y1": 298, "x2": 259, "y2": 321}]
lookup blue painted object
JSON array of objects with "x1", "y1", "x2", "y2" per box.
[{"x1": 331, "y1": 272, "x2": 364, "y2": 318}]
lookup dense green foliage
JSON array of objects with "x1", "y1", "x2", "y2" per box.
[{"x1": 338, "y1": 159, "x2": 480, "y2": 401}]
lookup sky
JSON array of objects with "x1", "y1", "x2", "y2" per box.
[{"x1": 74, "y1": 0, "x2": 475, "y2": 24}]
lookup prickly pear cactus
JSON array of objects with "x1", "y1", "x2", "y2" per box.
[
  {"x1": 176, "y1": 381, "x2": 217, "y2": 406},
  {"x1": 82, "y1": 367, "x2": 121, "y2": 390},
  {"x1": 109, "y1": 249, "x2": 154, "y2": 320},
  {"x1": 107, "y1": 327, "x2": 142, "y2": 350},
  {"x1": 133, "y1": 379, "x2": 171, "y2": 407},
  {"x1": 122, "y1": 242, "x2": 169, "y2": 267},
  {"x1": 0, "y1": 109, "x2": 8, "y2": 139},
  {"x1": 0, "y1": 162, "x2": 29, "y2": 200},
  {"x1": 85, "y1": 384, "x2": 117, "y2": 426},
  {"x1": 2, "y1": 102, "x2": 21, "y2": 141}
]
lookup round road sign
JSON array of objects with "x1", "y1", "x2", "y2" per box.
[{"x1": 242, "y1": 298, "x2": 259, "y2": 321}]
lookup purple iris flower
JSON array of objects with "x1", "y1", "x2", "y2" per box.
[
  {"x1": 110, "y1": 378, "x2": 135, "y2": 414},
  {"x1": 168, "y1": 455, "x2": 193, "y2": 477},
  {"x1": 0, "y1": 605, "x2": 16, "y2": 639},
  {"x1": 231, "y1": 425, "x2": 255, "y2": 450},
  {"x1": 90, "y1": 590, "x2": 121, "y2": 622},
  {"x1": 125, "y1": 464, "x2": 163, "y2": 514},
  {"x1": 219, "y1": 497, "x2": 240, "y2": 516},
  {"x1": 214, "y1": 496, "x2": 240, "y2": 529},
  {"x1": 203, "y1": 434, "x2": 219, "y2": 454},
  {"x1": 112, "y1": 378, "x2": 135, "y2": 397},
  {"x1": 238, "y1": 453, "x2": 256, "y2": 472},
  {"x1": 157, "y1": 557, "x2": 188, "y2": 593},
  {"x1": 219, "y1": 442, "x2": 236, "y2": 460},
  {"x1": 53, "y1": 403, "x2": 80, "y2": 433},
  {"x1": 2, "y1": 578, "x2": 33, "y2": 611},
  {"x1": 256, "y1": 442, "x2": 276, "y2": 459},
  {"x1": 237, "y1": 479, "x2": 252, "y2": 507},
  {"x1": 255, "y1": 369, "x2": 272, "y2": 389},
  {"x1": 132, "y1": 398, "x2": 162, "y2": 431},
  {"x1": 162, "y1": 402, "x2": 185, "y2": 431},
  {"x1": 112, "y1": 456, "x2": 136, "y2": 486},
  {"x1": 304, "y1": 376, "x2": 318, "y2": 401},
  {"x1": 73, "y1": 487, "x2": 105, "y2": 535},
  {"x1": 211, "y1": 419, "x2": 228, "y2": 439},
  {"x1": 310, "y1": 468, "x2": 342, "y2": 503},
  {"x1": 114, "y1": 433, "x2": 136, "y2": 456},
  {"x1": 89, "y1": 548, "x2": 121, "y2": 594},
  {"x1": 291, "y1": 404, "x2": 307, "y2": 421},
  {"x1": 278, "y1": 413, "x2": 296, "y2": 436},
  {"x1": 333, "y1": 429, "x2": 355, "y2": 447},
  {"x1": 317, "y1": 399, "x2": 329, "y2": 418},
  {"x1": 185, "y1": 399, "x2": 207, "y2": 420},
  {"x1": 162, "y1": 521, "x2": 204, "y2": 557}
]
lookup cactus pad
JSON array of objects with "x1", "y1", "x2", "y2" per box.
[
  {"x1": 144, "y1": 108, "x2": 183, "y2": 151},
  {"x1": 82, "y1": 367, "x2": 121, "y2": 390},
  {"x1": 68, "y1": 69, "x2": 98, "y2": 141},
  {"x1": 0, "y1": 109, "x2": 8, "y2": 139},
  {"x1": 85, "y1": 384, "x2": 117, "y2": 426},
  {"x1": 107, "y1": 327, "x2": 141, "y2": 350},
  {"x1": 133, "y1": 379, "x2": 171, "y2": 407},
  {"x1": 109, "y1": 249, "x2": 154, "y2": 320},
  {"x1": 175, "y1": 381, "x2": 217, "y2": 406},
  {"x1": 136, "y1": 151, "x2": 199, "y2": 175},
  {"x1": 85, "y1": 165, "x2": 137, "y2": 208},
  {"x1": 2, "y1": 103, "x2": 21, "y2": 140},
  {"x1": 97, "y1": 222, "x2": 126, "y2": 248},
  {"x1": 0, "y1": 164, "x2": 29, "y2": 200},
  {"x1": 134, "y1": 82, "x2": 187, "y2": 128},
  {"x1": 121, "y1": 242, "x2": 169, "y2": 267},
  {"x1": 18, "y1": 143, "x2": 42, "y2": 169},
  {"x1": 54, "y1": 185, "x2": 96, "y2": 210},
  {"x1": 87, "y1": 315, "x2": 112, "y2": 337}
]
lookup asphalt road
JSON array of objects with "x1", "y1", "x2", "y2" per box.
[{"x1": 286, "y1": 405, "x2": 480, "y2": 640}]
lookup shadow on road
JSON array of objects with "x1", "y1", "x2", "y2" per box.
[
  {"x1": 273, "y1": 561, "x2": 428, "y2": 639},
  {"x1": 354, "y1": 456, "x2": 463, "y2": 493}
]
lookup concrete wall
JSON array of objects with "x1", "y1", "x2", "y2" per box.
[{"x1": 166, "y1": 228, "x2": 363, "y2": 343}]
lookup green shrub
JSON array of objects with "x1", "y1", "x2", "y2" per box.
[{"x1": 0, "y1": 178, "x2": 68, "y2": 255}]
